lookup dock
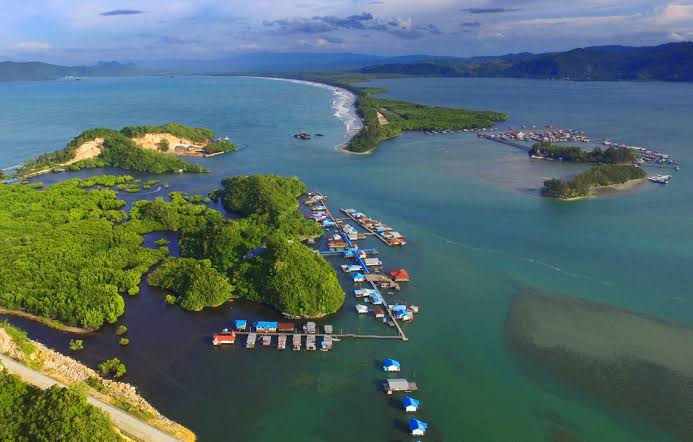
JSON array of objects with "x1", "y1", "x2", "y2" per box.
[
  {"x1": 315, "y1": 193, "x2": 408, "y2": 342},
  {"x1": 306, "y1": 335, "x2": 316, "y2": 351},
  {"x1": 246, "y1": 333, "x2": 257, "y2": 349},
  {"x1": 339, "y1": 208, "x2": 406, "y2": 246},
  {"x1": 278, "y1": 334, "x2": 287, "y2": 350},
  {"x1": 292, "y1": 334, "x2": 302, "y2": 351}
]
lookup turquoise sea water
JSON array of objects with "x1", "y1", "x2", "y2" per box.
[{"x1": 1, "y1": 76, "x2": 692, "y2": 442}]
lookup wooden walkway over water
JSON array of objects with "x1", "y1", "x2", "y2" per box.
[
  {"x1": 339, "y1": 209, "x2": 399, "y2": 246},
  {"x1": 234, "y1": 331, "x2": 403, "y2": 340},
  {"x1": 317, "y1": 193, "x2": 408, "y2": 342}
]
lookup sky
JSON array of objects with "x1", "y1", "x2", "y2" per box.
[{"x1": 1, "y1": 1, "x2": 692, "y2": 63}]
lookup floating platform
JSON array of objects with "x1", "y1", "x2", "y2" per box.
[
  {"x1": 246, "y1": 333, "x2": 257, "y2": 349},
  {"x1": 292, "y1": 334, "x2": 302, "y2": 351},
  {"x1": 278, "y1": 334, "x2": 287, "y2": 350}
]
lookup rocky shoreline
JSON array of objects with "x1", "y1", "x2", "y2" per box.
[{"x1": 0, "y1": 326, "x2": 196, "y2": 442}]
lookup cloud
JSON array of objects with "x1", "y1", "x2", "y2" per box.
[
  {"x1": 461, "y1": 8, "x2": 520, "y2": 14},
  {"x1": 13, "y1": 41, "x2": 51, "y2": 50},
  {"x1": 100, "y1": 10, "x2": 145, "y2": 17},
  {"x1": 263, "y1": 11, "x2": 440, "y2": 39},
  {"x1": 460, "y1": 21, "x2": 481, "y2": 27}
]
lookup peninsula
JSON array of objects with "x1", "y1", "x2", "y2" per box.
[
  {"x1": 16, "y1": 123, "x2": 235, "y2": 178},
  {"x1": 347, "y1": 88, "x2": 507, "y2": 153}
]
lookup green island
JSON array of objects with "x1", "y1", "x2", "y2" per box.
[
  {"x1": 139, "y1": 175, "x2": 344, "y2": 317},
  {"x1": 0, "y1": 369, "x2": 122, "y2": 441},
  {"x1": 16, "y1": 122, "x2": 236, "y2": 178},
  {"x1": 530, "y1": 142, "x2": 636, "y2": 163},
  {"x1": 541, "y1": 164, "x2": 646, "y2": 199},
  {"x1": 0, "y1": 174, "x2": 344, "y2": 332}
]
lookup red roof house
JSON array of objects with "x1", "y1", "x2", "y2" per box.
[{"x1": 390, "y1": 269, "x2": 410, "y2": 282}]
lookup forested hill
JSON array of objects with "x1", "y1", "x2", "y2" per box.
[
  {"x1": 0, "y1": 61, "x2": 139, "y2": 81},
  {"x1": 360, "y1": 42, "x2": 693, "y2": 81}
]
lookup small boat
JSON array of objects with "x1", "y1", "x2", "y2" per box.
[
  {"x1": 294, "y1": 131, "x2": 311, "y2": 140},
  {"x1": 314, "y1": 133, "x2": 324, "y2": 137},
  {"x1": 648, "y1": 174, "x2": 672, "y2": 184},
  {"x1": 355, "y1": 304, "x2": 369, "y2": 314}
]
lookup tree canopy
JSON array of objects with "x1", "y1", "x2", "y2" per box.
[
  {"x1": 0, "y1": 370, "x2": 121, "y2": 442},
  {"x1": 148, "y1": 258, "x2": 233, "y2": 311},
  {"x1": 541, "y1": 164, "x2": 646, "y2": 199},
  {"x1": 0, "y1": 177, "x2": 166, "y2": 329},
  {"x1": 349, "y1": 90, "x2": 507, "y2": 153},
  {"x1": 530, "y1": 142, "x2": 636, "y2": 164}
]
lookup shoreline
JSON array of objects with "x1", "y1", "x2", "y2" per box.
[
  {"x1": 0, "y1": 308, "x2": 94, "y2": 334},
  {"x1": 250, "y1": 76, "x2": 364, "y2": 151},
  {"x1": 0, "y1": 324, "x2": 196, "y2": 441}
]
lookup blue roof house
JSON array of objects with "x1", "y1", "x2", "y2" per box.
[
  {"x1": 409, "y1": 419, "x2": 428, "y2": 436},
  {"x1": 353, "y1": 272, "x2": 366, "y2": 283},
  {"x1": 402, "y1": 396, "x2": 420, "y2": 412},
  {"x1": 234, "y1": 319, "x2": 247, "y2": 330},
  {"x1": 383, "y1": 358, "x2": 401, "y2": 372}
]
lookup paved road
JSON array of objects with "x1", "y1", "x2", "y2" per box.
[{"x1": 0, "y1": 354, "x2": 181, "y2": 442}]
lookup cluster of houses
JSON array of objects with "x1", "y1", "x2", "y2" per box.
[
  {"x1": 382, "y1": 358, "x2": 429, "y2": 437},
  {"x1": 212, "y1": 320, "x2": 335, "y2": 351},
  {"x1": 341, "y1": 209, "x2": 407, "y2": 246},
  {"x1": 480, "y1": 128, "x2": 590, "y2": 144}
]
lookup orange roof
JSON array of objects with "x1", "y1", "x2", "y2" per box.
[{"x1": 390, "y1": 269, "x2": 410, "y2": 281}]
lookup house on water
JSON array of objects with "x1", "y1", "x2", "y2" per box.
[
  {"x1": 402, "y1": 396, "x2": 420, "y2": 412},
  {"x1": 212, "y1": 332, "x2": 236, "y2": 346},
  {"x1": 384, "y1": 378, "x2": 417, "y2": 394},
  {"x1": 390, "y1": 269, "x2": 410, "y2": 282},
  {"x1": 383, "y1": 358, "x2": 401, "y2": 372},
  {"x1": 254, "y1": 321, "x2": 278, "y2": 333},
  {"x1": 409, "y1": 419, "x2": 428, "y2": 436},
  {"x1": 234, "y1": 319, "x2": 247, "y2": 331},
  {"x1": 353, "y1": 272, "x2": 366, "y2": 283}
]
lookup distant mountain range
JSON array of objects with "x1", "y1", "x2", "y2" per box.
[
  {"x1": 0, "y1": 61, "x2": 139, "y2": 81},
  {"x1": 3, "y1": 42, "x2": 693, "y2": 82},
  {"x1": 360, "y1": 42, "x2": 693, "y2": 81}
]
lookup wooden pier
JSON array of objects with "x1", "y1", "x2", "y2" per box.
[
  {"x1": 316, "y1": 193, "x2": 408, "y2": 341},
  {"x1": 235, "y1": 331, "x2": 402, "y2": 340},
  {"x1": 339, "y1": 209, "x2": 403, "y2": 247}
]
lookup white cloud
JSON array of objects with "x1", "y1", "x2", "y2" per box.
[{"x1": 13, "y1": 41, "x2": 51, "y2": 50}]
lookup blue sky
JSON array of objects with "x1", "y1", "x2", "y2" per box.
[{"x1": 1, "y1": 1, "x2": 692, "y2": 63}]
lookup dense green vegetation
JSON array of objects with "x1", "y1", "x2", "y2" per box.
[
  {"x1": 1, "y1": 174, "x2": 341, "y2": 326},
  {"x1": 19, "y1": 123, "x2": 216, "y2": 176},
  {"x1": 0, "y1": 321, "x2": 35, "y2": 357},
  {"x1": 0, "y1": 178, "x2": 167, "y2": 329},
  {"x1": 542, "y1": 165, "x2": 646, "y2": 199},
  {"x1": 359, "y1": 42, "x2": 693, "y2": 82},
  {"x1": 348, "y1": 90, "x2": 507, "y2": 153},
  {"x1": 120, "y1": 123, "x2": 213, "y2": 143},
  {"x1": 530, "y1": 142, "x2": 635, "y2": 163},
  {"x1": 0, "y1": 370, "x2": 122, "y2": 441},
  {"x1": 204, "y1": 140, "x2": 236, "y2": 154},
  {"x1": 179, "y1": 175, "x2": 343, "y2": 317},
  {"x1": 69, "y1": 339, "x2": 84, "y2": 351},
  {"x1": 148, "y1": 258, "x2": 233, "y2": 311},
  {"x1": 98, "y1": 358, "x2": 126, "y2": 378}
]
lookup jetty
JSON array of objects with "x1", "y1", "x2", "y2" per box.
[
  {"x1": 245, "y1": 333, "x2": 257, "y2": 349},
  {"x1": 315, "y1": 194, "x2": 409, "y2": 341},
  {"x1": 340, "y1": 208, "x2": 407, "y2": 246}
]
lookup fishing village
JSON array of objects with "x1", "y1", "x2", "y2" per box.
[
  {"x1": 477, "y1": 126, "x2": 680, "y2": 169},
  {"x1": 209, "y1": 191, "x2": 431, "y2": 436},
  {"x1": 211, "y1": 191, "x2": 417, "y2": 351}
]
